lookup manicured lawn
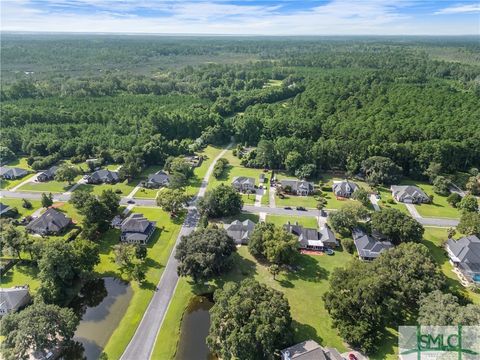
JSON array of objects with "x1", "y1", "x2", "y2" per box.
[
  {"x1": 241, "y1": 193, "x2": 256, "y2": 205},
  {"x1": 0, "y1": 173, "x2": 36, "y2": 190},
  {"x1": 18, "y1": 176, "x2": 82, "y2": 193},
  {"x1": 377, "y1": 186, "x2": 410, "y2": 214},
  {"x1": 134, "y1": 187, "x2": 160, "y2": 199},
  {"x1": 1, "y1": 262, "x2": 41, "y2": 292},
  {"x1": 106, "y1": 163, "x2": 122, "y2": 170},
  {"x1": 266, "y1": 214, "x2": 318, "y2": 228},
  {"x1": 5, "y1": 156, "x2": 33, "y2": 170},
  {"x1": 0, "y1": 197, "x2": 42, "y2": 217},
  {"x1": 76, "y1": 180, "x2": 137, "y2": 197},
  {"x1": 422, "y1": 227, "x2": 480, "y2": 305},
  {"x1": 275, "y1": 194, "x2": 318, "y2": 209},
  {"x1": 153, "y1": 246, "x2": 353, "y2": 359},
  {"x1": 408, "y1": 181, "x2": 462, "y2": 219},
  {"x1": 101, "y1": 207, "x2": 182, "y2": 359}
]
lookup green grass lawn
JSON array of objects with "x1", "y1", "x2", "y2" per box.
[
  {"x1": 407, "y1": 181, "x2": 462, "y2": 219},
  {"x1": 0, "y1": 197, "x2": 42, "y2": 217},
  {"x1": 1, "y1": 262, "x2": 41, "y2": 292},
  {"x1": 275, "y1": 194, "x2": 318, "y2": 209},
  {"x1": 422, "y1": 227, "x2": 480, "y2": 305},
  {"x1": 0, "y1": 173, "x2": 36, "y2": 190},
  {"x1": 76, "y1": 180, "x2": 137, "y2": 197},
  {"x1": 266, "y1": 214, "x2": 318, "y2": 228},
  {"x1": 5, "y1": 156, "x2": 33, "y2": 170},
  {"x1": 377, "y1": 186, "x2": 410, "y2": 214},
  {"x1": 18, "y1": 176, "x2": 82, "y2": 193},
  {"x1": 153, "y1": 245, "x2": 354, "y2": 359},
  {"x1": 134, "y1": 187, "x2": 160, "y2": 199},
  {"x1": 101, "y1": 207, "x2": 182, "y2": 359}
]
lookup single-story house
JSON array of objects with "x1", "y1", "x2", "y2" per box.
[
  {"x1": 37, "y1": 166, "x2": 58, "y2": 182},
  {"x1": 145, "y1": 170, "x2": 170, "y2": 188},
  {"x1": 231, "y1": 176, "x2": 255, "y2": 192},
  {"x1": 224, "y1": 219, "x2": 256, "y2": 244},
  {"x1": 26, "y1": 208, "x2": 72, "y2": 236},
  {"x1": 280, "y1": 179, "x2": 314, "y2": 196},
  {"x1": 85, "y1": 169, "x2": 120, "y2": 184},
  {"x1": 184, "y1": 155, "x2": 203, "y2": 168},
  {"x1": 259, "y1": 173, "x2": 266, "y2": 184},
  {"x1": 332, "y1": 180, "x2": 359, "y2": 198},
  {"x1": 120, "y1": 213, "x2": 156, "y2": 245},
  {"x1": 0, "y1": 166, "x2": 29, "y2": 180},
  {"x1": 446, "y1": 235, "x2": 480, "y2": 283},
  {"x1": 353, "y1": 228, "x2": 393, "y2": 261},
  {"x1": 284, "y1": 221, "x2": 338, "y2": 250},
  {"x1": 391, "y1": 185, "x2": 430, "y2": 204},
  {"x1": 0, "y1": 286, "x2": 31, "y2": 316},
  {"x1": 281, "y1": 340, "x2": 344, "y2": 360},
  {"x1": 0, "y1": 202, "x2": 12, "y2": 216}
]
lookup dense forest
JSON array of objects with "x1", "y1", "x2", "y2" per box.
[{"x1": 1, "y1": 34, "x2": 479, "y2": 179}]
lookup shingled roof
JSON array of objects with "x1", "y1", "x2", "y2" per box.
[
  {"x1": 353, "y1": 228, "x2": 393, "y2": 260},
  {"x1": 447, "y1": 235, "x2": 480, "y2": 274},
  {"x1": 26, "y1": 208, "x2": 71, "y2": 235}
]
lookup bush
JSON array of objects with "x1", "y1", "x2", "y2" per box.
[
  {"x1": 115, "y1": 189, "x2": 122, "y2": 194},
  {"x1": 447, "y1": 193, "x2": 462, "y2": 207},
  {"x1": 67, "y1": 228, "x2": 82, "y2": 242},
  {"x1": 21, "y1": 199, "x2": 32, "y2": 209},
  {"x1": 341, "y1": 238, "x2": 356, "y2": 254}
]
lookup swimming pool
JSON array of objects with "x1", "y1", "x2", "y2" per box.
[{"x1": 473, "y1": 274, "x2": 480, "y2": 282}]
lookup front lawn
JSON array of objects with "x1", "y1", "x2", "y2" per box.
[
  {"x1": 101, "y1": 207, "x2": 182, "y2": 359},
  {"x1": 5, "y1": 156, "x2": 33, "y2": 170},
  {"x1": 0, "y1": 197, "x2": 42, "y2": 217},
  {"x1": 376, "y1": 187, "x2": 410, "y2": 214},
  {"x1": 75, "y1": 180, "x2": 137, "y2": 197},
  {"x1": 18, "y1": 176, "x2": 82, "y2": 193},
  {"x1": 1, "y1": 173, "x2": 36, "y2": 190},
  {"x1": 134, "y1": 187, "x2": 160, "y2": 199},
  {"x1": 153, "y1": 245, "x2": 353, "y2": 359},
  {"x1": 275, "y1": 194, "x2": 318, "y2": 209},
  {"x1": 266, "y1": 214, "x2": 318, "y2": 228},
  {"x1": 409, "y1": 182, "x2": 462, "y2": 219}
]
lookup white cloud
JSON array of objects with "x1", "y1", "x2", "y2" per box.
[
  {"x1": 1, "y1": 0, "x2": 478, "y2": 35},
  {"x1": 434, "y1": 3, "x2": 480, "y2": 15}
]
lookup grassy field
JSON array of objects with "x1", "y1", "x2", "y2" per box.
[
  {"x1": 376, "y1": 186, "x2": 410, "y2": 214},
  {"x1": 0, "y1": 173, "x2": 36, "y2": 190},
  {"x1": 407, "y1": 181, "x2": 462, "y2": 219},
  {"x1": 422, "y1": 227, "x2": 480, "y2": 305},
  {"x1": 134, "y1": 187, "x2": 160, "y2": 199},
  {"x1": 152, "y1": 245, "x2": 355, "y2": 359},
  {"x1": 18, "y1": 176, "x2": 82, "y2": 193},
  {"x1": 0, "y1": 197, "x2": 42, "y2": 217},
  {"x1": 101, "y1": 207, "x2": 182, "y2": 359},
  {"x1": 76, "y1": 180, "x2": 137, "y2": 196},
  {"x1": 1, "y1": 262, "x2": 41, "y2": 292},
  {"x1": 266, "y1": 214, "x2": 318, "y2": 228},
  {"x1": 275, "y1": 194, "x2": 318, "y2": 209},
  {"x1": 5, "y1": 157, "x2": 33, "y2": 170}
]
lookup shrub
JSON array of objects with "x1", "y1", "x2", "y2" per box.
[{"x1": 341, "y1": 238, "x2": 356, "y2": 254}]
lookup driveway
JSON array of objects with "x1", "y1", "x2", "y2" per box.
[
  {"x1": 369, "y1": 194, "x2": 380, "y2": 211},
  {"x1": 404, "y1": 203, "x2": 421, "y2": 218}
]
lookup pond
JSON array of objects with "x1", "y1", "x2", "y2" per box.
[
  {"x1": 68, "y1": 277, "x2": 132, "y2": 359},
  {"x1": 175, "y1": 295, "x2": 216, "y2": 360}
]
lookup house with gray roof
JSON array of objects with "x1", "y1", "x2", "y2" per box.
[
  {"x1": 231, "y1": 176, "x2": 255, "y2": 193},
  {"x1": 353, "y1": 228, "x2": 393, "y2": 260},
  {"x1": 26, "y1": 208, "x2": 72, "y2": 236},
  {"x1": 120, "y1": 213, "x2": 156, "y2": 245},
  {"x1": 391, "y1": 185, "x2": 430, "y2": 204},
  {"x1": 446, "y1": 235, "x2": 480, "y2": 282},
  {"x1": 281, "y1": 340, "x2": 344, "y2": 360},
  {"x1": 280, "y1": 179, "x2": 314, "y2": 196},
  {"x1": 0, "y1": 286, "x2": 31, "y2": 316},
  {"x1": 37, "y1": 166, "x2": 59, "y2": 182},
  {"x1": 0, "y1": 203, "x2": 12, "y2": 216},
  {"x1": 284, "y1": 221, "x2": 338, "y2": 250},
  {"x1": 332, "y1": 180, "x2": 359, "y2": 198},
  {"x1": 85, "y1": 169, "x2": 120, "y2": 184},
  {"x1": 145, "y1": 170, "x2": 170, "y2": 188},
  {"x1": 0, "y1": 166, "x2": 29, "y2": 180},
  {"x1": 224, "y1": 219, "x2": 256, "y2": 244},
  {"x1": 184, "y1": 155, "x2": 203, "y2": 168}
]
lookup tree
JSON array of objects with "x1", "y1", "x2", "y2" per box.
[
  {"x1": 119, "y1": 153, "x2": 144, "y2": 180},
  {"x1": 248, "y1": 223, "x2": 298, "y2": 265},
  {"x1": 285, "y1": 151, "x2": 303, "y2": 175},
  {"x1": 268, "y1": 264, "x2": 280, "y2": 280},
  {"x1": 295, "y1": 163, "x2": 316, "y2": 180},
  {"x1": 418, "y1": 290, "x2": 480, "y2": 326},
  {"x1": 207, "y1": 279, "x2": 293, "y2": 360},
  {"x1": 156, "y1": 188, "x2": 189, "y2": 216},
  {"x1": 0, "y1": 146, "x2": 16, "y2": 163},
  {"x1": 165, "y1": 157, "x2": 193, "y2": 178},
  {"x1": 423, "y1": 162, "x2": 442, "y2": 182},
  {"x1": 0, "y1": 302, "x2": 79, "y2": 360},
  {"x1": 41, "y1": 192, "x2": 53, "y2": 208},
  {"x1": 328, "y1": 202, "x2": 369, "y2": 235},
  {"x1": 447, "y1": 192, "x2": 462, "y2": 207},
  {"x1": 352, "y1": 187, "x2": 370, "y2": 207},
  {"x1": 256, "y1": 139, "x2": 277, "y2": 169},
  {"x1": 0, "y1": 224, "x2": 28, "y2": 259},
  {"x1": 213, "y1": 158, "x2": 229, "y2": 179},
  {"x1": 113, "y1": 243, "x2": 146, "y2": 282},
  {"x1": 432, "y1": 176, "x2": 450, "y2": 196},
  {"x1": 457, "y1": 212, "x2": 480, "y2": 235},
  {"x1": 458, "y1": 194, "x2": 479, "y2": 213},
  {"x1": 21, "y1": 198, "x2": 32, "y2": 209},
  {"x1": 198, "y1": 184, "x2": 243, "y2": 218},
  {"x1": 54, "y1": 165, "x2": 78, "y2": 185},
  {"x1": 447, "y1": 227, "x2": 456, "y2": 239},
  {"x1": 316, "y1": 196, "x2": 327, "y2": 211},
  {"x1": 465, "y1": 176, "x2": 480, "y2": 195},
  {"x1": 361, "y1": 156, "x2": 402, "y2": 186},
  {"x1": 98, "y1": 189, "x2": 120, "y2": 218},
  {"x1": 175, "y1": 228, "x2": 236, "y2": 282},
  {"x1": 168, "y1": 171, "x2": 188, "y2": 189},
  {"x1": 370, "y1": 208, "x2": 424, "y2": 245}
]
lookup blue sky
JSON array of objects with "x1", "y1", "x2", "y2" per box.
[{"x1": 2, "y1": 0, "x2": 479, "y2": 35}]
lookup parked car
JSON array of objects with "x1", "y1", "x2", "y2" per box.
[
  {"x1": 348, "y1": 354, "x2": 358, "y2": 360},
  {"x1": 284, "y1": 206, "x2": 292, "y2": 210},
  {"x1": 325, "y1": 248, "x2": 335, "y2": 256},
  {"x1": 296, "y1": 206, "x2": 307, "y2": 211},
  {"x1": 127, "y1": 200, "x2": 135, "y2": 204}
]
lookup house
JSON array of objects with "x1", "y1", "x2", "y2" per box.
[
  {"x1": 446, "y1": 235, "x2": 480, "y2": 283},
  {"x1": 120, "y1": 213, "x2": 156, "y2": 245},
  {"x1": 183, "y1": 155, "x2": 203, "y2": 168},
  {"x1": 0, "y1": 202, "x2": 12, "y2": 216},
  {"x1": 281, "y1": 340, "x2": 345, "y2": 360},
  {"x1": 231, "y1": 176, "x2": 255, "y2": 192},
  {"x1": 259, "y1": 173, "x2": 266, "y2": 184},
  {"x1": 280, "y1": 179, "x2": 314, "y2": 196},
  {"x1": 224, "y1": 219, "x2": 256, "y2": 244},
  {"x1": 26, "y1": 208, "x2": 72, "y2": 236},
  {"x1": 36, "y1": 166, "x2": 58, "y2": 182},
  {"x1": 284, "y1": 222, "x2": 338, "y2": 250},
  {"x1": 145, "y1": 171, "x2": 170, "y2": 188},
  {"x1": 0, "y1": 166, "x2": 29, "y2": 180},
  {"x1": 0, "y1": 286, "x2": 31, "y2": 316},
  {"x1": 391, "y1": 185, "x2": 430, "y2": 204},
  {"x1": 332, "y1": 180, "x2": 359, "y2": 198},
  {"x1": 352, "y1": 228, "x2": 393, "y2": 260},
  {"x1": 85, "y1": 169, "x2": 120, "y2": 184}
]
